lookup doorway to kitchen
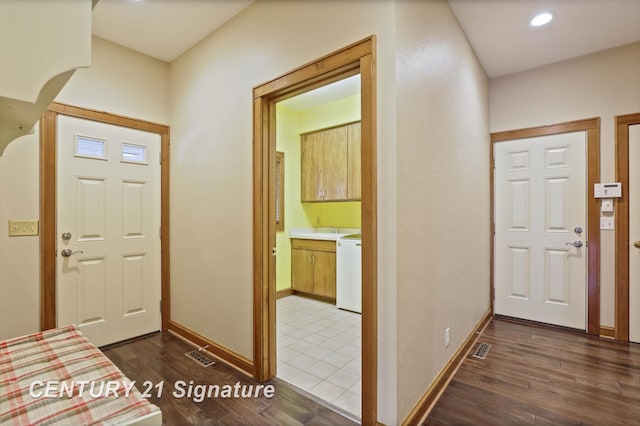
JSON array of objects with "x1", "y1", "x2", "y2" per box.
[{"x1": 252, "y1": 37, "x2": 377, "y2": 424}]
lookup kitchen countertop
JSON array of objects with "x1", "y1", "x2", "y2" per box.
[{"x1": 289, "y1": 227, "x2": 361, "y2": 241}]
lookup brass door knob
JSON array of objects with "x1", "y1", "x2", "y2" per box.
[{"x1": 634, "y1": 241, "x2": 640, "y2": 248}]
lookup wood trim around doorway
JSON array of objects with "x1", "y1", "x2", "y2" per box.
[
  {"x1": 39, "y1": 102, "x2": 171, "y2": 332},
  {"x1": 614, "y1": 112, "x2": 640, "y2": 342},
  {"x1": 252, "y1": 36, "x2": 377, "y2": 424},
  {"x1": 490, "y1": 117, "x2": 601, "y2": 335}
]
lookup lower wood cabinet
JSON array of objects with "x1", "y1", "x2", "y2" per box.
[{"x1": 291, "y1": 238, "x2": 336, "y2": 299}]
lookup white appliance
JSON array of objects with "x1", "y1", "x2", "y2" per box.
[{"x1": 336, "y1": 234, "x2": 362, "y2": 313}]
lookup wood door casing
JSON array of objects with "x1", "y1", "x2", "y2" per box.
[
  {"x1": 491, "y1": 117, "x2": 601, "y2": 336},
  {"x1": 615, "y1": 113, "x2": 640, "y2": 342},
  {"x1": 253, "y1": 36, "x2": 377, "y2": 424},
  {"x1": 40, "y1": 103, "x2": 171, "y2": 333}
]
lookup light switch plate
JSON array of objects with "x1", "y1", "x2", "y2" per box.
[
  {"x1": 8, "y1": 220, "x2": 39, "y2": 236},
  {"x1": 600, "y1": 217, "x2": 614, "y2": 230},
  {"x1": 601, "y1": 199, "x2": 614, "y2": 213}
]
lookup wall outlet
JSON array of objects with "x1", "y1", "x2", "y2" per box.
[
  {"x1": 445, "y1": 327, "x2": 450, "y2": 348},
  {"x1": 600, "y1": 217, "x2": 614, "y2": 230}
]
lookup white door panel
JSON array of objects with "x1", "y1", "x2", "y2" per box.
[
  {"x1": 495, "y1": 132, "x2": 587, "y2": 329},
  {"x1": 57, "y1": 115, "x2": 161, "y2": 347},
  {"x1": 629, "y1": 124, "x2": 640, "y2": 343}
]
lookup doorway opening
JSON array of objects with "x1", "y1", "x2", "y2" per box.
[
  {"x1": 274, "y1": 74, "x2": 362, "y2": 418},
  {"x1": 252, "y1": 37, "x2": 377, "y2": 424}
]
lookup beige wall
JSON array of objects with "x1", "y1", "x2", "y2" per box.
[
  {"x1": 395, "y1": 0, "x2": 490, "y2": 420},
  {"x1": 168, "y1": 2, "x2": 398, "y2": 421},
  {"x1": 0, "y1": 36, "x2": 169, "y2": 340},
  {"x1": 490, "y1": 42, "x2": 640, "y2": 327},
  {"x1": 169, "y1": 0, "x2": 490, "y2": 423}
]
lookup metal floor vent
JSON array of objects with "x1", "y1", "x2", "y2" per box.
[
  {"x1": 186, "y1": 350, "x2": 215, "y2": 367},
  {"x1": 472, "y1": 342, "x2": 492, "y2": 360}
]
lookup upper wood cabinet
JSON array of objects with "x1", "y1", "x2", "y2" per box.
[{"x1": 301, "y1": 121, "x2": 361, "y2": 202}]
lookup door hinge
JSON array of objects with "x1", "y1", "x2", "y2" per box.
[
  {"x1": 160, "y1": 300, "x2": 162, "y2": 312},
  {"x1": 159, "y1": 152, "x2": 162, "y2": 165},
  {"x1": 159, "y1": 226, "x2": 162, "y2": 239}
]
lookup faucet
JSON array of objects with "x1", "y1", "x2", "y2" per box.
[{"x1": 329, "y1": 226, "x2": 337, "y2": 234}]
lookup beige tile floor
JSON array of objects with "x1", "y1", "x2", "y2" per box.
[{"x1": 276, "y1": 295, "x2": 361, "y2": 418}]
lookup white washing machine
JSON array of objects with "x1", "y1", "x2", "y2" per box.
[{"x1": 336, "y1": 234, "x2": 362, "y2": 313}]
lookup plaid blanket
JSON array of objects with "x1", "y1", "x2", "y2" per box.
[{"x1": 0, "y1": 326, "x2": 160, "y2": 425}]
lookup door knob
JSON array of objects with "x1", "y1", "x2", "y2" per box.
[
  {"x1": 634, "y1": 241, "x2": 640, "y2": 248},
  {"x1": 565, "y1": 241, "x2": 583, "y2": 248},
  {"x1": 61, "y1": 248, "x2": 83, "y2": 257}
]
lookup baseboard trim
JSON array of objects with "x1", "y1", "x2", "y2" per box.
[
  {"x1": 402, "y1": 309, "x2": 493, "y2": 426},
  {"x1": 276, "y1": 288, "x2": 295, "y2": 299},
  {"x1": 167, "y1": 320, "x2": 254, "y2": 377},
  {"x1": 599, "y1": 326, "x2": 615, "y2": 339}
]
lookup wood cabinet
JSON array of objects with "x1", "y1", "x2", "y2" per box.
[
  {"x1": 301, "y1": 121, "x2": 360, "y2": 202},
  {"x1": 291, "y1": 239, "x2": 336, "y2": 299}
]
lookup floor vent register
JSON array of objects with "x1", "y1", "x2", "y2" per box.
[
  {"x1": 471, "y1": 342, "x2": 492, "y2": 360},
  {"x1": 186, "y1": 349, "x2": 215, "y2": 367}
]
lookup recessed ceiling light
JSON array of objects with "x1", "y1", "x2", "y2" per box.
[{"x1": 530, "y1": 12, "x2": 553, "y2": 27}]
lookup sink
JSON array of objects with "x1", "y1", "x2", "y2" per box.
[{"x1": 289, "y1": 227, "x2": 361, "y2": 241}]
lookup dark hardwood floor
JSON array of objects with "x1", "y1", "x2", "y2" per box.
[
  {"x1": 102, "y1": 332, "x2": 357, "y2": 425},
  {"x1": 426, "y1": 318, "x2": 640, "y2": 425}
]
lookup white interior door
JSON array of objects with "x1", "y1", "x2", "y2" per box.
[
  {"x1": 494, "y1": 131, "x2": 587, "y2": 329},
  {"x1": 56, "y1": 115, "x2": 161, "y2": 347},
  {"x1": 628, "y1": 124, "x2": 640, "y2": 343}
]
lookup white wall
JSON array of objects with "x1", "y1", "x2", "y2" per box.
[
  {"x1": 490, "y1": 42, "x2": 640, "y2": 327},
  {"x1": 395, "y1": 0, "x2": 490, "y2": 420},
  {"x1": 0, "y1": 36, "x2": 169, "y2": 340}
]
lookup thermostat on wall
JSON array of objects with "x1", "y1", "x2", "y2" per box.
[{"x1": 594, "y1": 183, "x2": 622, "y2": 198}]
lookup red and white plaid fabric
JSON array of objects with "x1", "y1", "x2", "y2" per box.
[{"x1": 0, "y1": 326, "x2": 160, "y2": 425}]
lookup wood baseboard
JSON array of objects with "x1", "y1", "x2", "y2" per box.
[
  {"x1": 402, "y1": 309, "x2": 493, "y2": 426},
  {"x1": 599, "y1": 326, "x2": 615, "y2": 339},
  {"x1": 276, "y1": 288, "x2": 294, "y2": 299},
  {"x1": 167, "y1": 320, "x2": 254, "y2": 377}
]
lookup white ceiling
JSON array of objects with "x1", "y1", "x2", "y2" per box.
[
  {"x1": 92, "y1": 0, "x2": 640, "y2": 81},
  {"x1": 92, "y1": 0, "x2": 254, "y2": 63},
  {"x1": 449, "y1": 0, "x2": 640, "y2": 78}
]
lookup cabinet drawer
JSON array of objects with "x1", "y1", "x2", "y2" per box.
[{"x1": 291, "y1": 238, "x2": 336, "y2": 253}]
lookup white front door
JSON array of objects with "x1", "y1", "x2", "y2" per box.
[
  {"x1": 628, "y1": 124, "x2": 640, "y2": 343},
  {"x1": 494, "y1": 131, "x2": 587, "y2": 329},
  {"x1": 56, "y1": 115, "x2": 161, "y2": 347}
]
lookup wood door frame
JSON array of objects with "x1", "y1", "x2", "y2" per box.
[
  {"x1": 40, "y1": 102, "x2": 171, "y2": 332},
  {"x1": 252, "y1": 36, "x2": 377, "y2": 424},
  {"x1": 490, "y1": 118, "x2": 601, "y2": 335},
  {"x1": 614, "y1": 112, "x2": 640, "y2": 341}
]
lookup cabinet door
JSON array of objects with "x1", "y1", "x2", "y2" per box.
[
  {"x1": 301, "y1": 132, "x2": 323, "y2": 202},
  {"x1": 347, "y1": 122, "x2": 361, "y2": 200},
  {"x1": 291, "y1": 248, "x2": 314, "y2": 293},
  {"x1": 323, "y1": 126, "x2": 348, "y2": 201},
  {"x1": 313, "y1": 250, "x2": 337, "y2": 298}
]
